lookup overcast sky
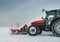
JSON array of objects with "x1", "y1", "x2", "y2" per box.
[{"x1": 0, "y1": 0, "x2": 60, "y2": 27}]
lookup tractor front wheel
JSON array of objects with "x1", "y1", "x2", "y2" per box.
[
  {"x1": 28, "y1": 25, "x2": 38, "y2": 36},
  {"x1": 28, "y1": 25, "x2": 42, "y2": 36}
]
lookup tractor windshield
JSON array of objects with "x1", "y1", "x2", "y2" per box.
[{"x1": 45, "y1": 11, "x2": 56, "y2": 25}]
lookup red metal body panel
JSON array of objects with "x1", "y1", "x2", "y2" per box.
[
  {"x1": 10, "y1": 28, "x2": 28, "y2": 34},
  {"x1": 31, "y1": 19, "x2": 45, "y2": 26},
  {"x1": 10, "y1": 25, "x2": 28, "y2": 35}
]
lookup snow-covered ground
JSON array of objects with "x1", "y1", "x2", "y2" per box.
[{"x1": 0, "y1": 27, "x2": 60, "y2": 42}]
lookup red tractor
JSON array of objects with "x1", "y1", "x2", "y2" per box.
[{"x1": 28, "y1": 9, "x2": 60, "y2": 37}]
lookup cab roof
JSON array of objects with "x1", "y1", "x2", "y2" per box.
[{"x1": 48, "y1": 9, "x2": 60, "y2": 12}]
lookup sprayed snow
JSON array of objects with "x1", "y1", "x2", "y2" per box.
[{"x1": 0, "y1": 27, "x2": 60, "y2": 42}]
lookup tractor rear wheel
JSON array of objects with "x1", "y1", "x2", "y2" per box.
[{"x1": 51, "y1": 19, "x2": 60, "y2": 37}]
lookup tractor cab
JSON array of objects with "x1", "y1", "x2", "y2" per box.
[
  {"x1": 45, "y1": 10, "x2": 57, "y2": 25},
  {"x1": 45, "y1": 9, "x2": 60, "y2": 25}
]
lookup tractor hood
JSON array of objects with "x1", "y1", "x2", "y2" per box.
[{"x1": 31, "y1": 19, "x2": 45, "y2": 26}]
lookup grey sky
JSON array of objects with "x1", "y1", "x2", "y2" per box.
[{"x1": 0, "y1": 0, "x2": 60, "y2": 27}]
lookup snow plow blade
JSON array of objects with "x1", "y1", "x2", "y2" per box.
[{"x1": 10, "y1": 25, "x2": 28, "y2": 35}]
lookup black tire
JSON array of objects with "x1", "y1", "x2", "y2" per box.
[
  {"x1": 51, "y1": 19, "x2": 60, "y2": 37},
  {"x1": 28, "y1": 25, "x2": 38, "y2": 36},
  {"x1": 38, "y1": 27, "x2": 42, "y2": 35}
]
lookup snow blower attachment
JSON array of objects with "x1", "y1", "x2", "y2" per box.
[{"x1": 10, "y1": 24, "x2": 28, "y2": 35}]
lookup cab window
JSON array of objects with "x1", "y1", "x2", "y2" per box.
[{"x1": 57, "y1": 11, "x2": 60, "y2": 16}]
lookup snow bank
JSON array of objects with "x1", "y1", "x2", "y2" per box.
[{"x1": 0, "y1": 27, "x2": 60, "y2": 42}]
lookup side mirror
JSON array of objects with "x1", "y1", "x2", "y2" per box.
[
  {"x1": 42, "y1": 9, "x2": 44, "y2": 12},
  {"x1": 42, "y1": 9, "x2": 47, "y2": 12}
]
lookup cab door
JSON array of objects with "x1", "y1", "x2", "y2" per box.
[{"x1": 45, "y1": 12, "x2": 56, "y2": 25}]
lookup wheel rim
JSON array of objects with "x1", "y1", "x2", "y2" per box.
[
  {"x1": 54, "y1": 22, "x2": 60, "y2": 34},
  {"x1": 29, "y1": 27, "x2": 36, "y2": 34}
]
